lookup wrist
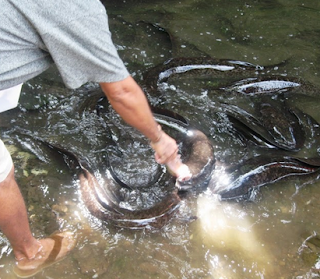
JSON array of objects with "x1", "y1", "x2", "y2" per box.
[{"x1": 150, "y1": 124, "x2": 163, "y2": 144}]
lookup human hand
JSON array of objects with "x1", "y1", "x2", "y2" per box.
[
  {"x1": 165, "y1": 154, "x2": 192, "y2": 182},
  {"x1": 150, "y1": 127, "x2": 192, "y2": 181}
]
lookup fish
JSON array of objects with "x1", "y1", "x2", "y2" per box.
[
  {"x1": 47, "y1": 125, "x2": 215, "y2": 228},
  {"x1": 44, "y1": 141, "x2": 181, "y2": 229},
  {"x1": 79, "y1": 168, "x2": 181, "y2": 229},
  {"x1": 210, "y1": 156, "x2": 320, "y2": 200},
  {"x1": 222, "y1": 100, "x2": 305, "y2": 151},
  {"x1": 144, "y1": 57, "x2": 264, "y2": 94},
  {"x1": 176, "y1": 129, "x2": 215, "y2": 191},
  {"x1": 39, "y1": 102, "x2": 215, "y2": 228},
  {"x1": 224, "y1": 77, "x2": 301, "y2": 95},
  {"x1": 151, "y1": 106, "x2": 215, "y2": 192}
]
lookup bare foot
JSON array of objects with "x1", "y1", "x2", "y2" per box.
[{"x1": 14, "y1": 231, "x2": 76, "y2": 278}]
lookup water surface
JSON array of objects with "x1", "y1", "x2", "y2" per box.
[{"x1": 1, "y1": 1, "x2": 320, "y2": 278}]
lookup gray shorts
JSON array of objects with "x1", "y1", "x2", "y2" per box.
[{"x1": 0, "y1": 139, "x2": 13, "y2": 182}]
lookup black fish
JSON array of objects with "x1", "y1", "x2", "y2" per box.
[
  {"x1": 151, "y1": 107, "x2": 215, "y2": 192},
  {"x1": 222, "y1": 100, "x2": 305, "y2": 151},
  {"x1": 144, "y1": 57, "x2": 264, "y2": 94},
  {"x1": 44, "y1": 141, "x2": 181, "y2": 229},
  {"x1": 176, "y1": 129, "x2": 215, "y2": 192},
  {"x1": 224, "y1": 77, "x2": 300, "y2": 95},
  {"x1": 79, "y1": 168, "x2": 180, "y2": 229},
  {"x1": 210, "y1": 156, "x2": 320, "y2": 200},
  {"x1": 41, "y1": 103, "x2": 215, "y2": 228}
]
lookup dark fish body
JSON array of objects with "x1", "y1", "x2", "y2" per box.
[
  {"x1": 79, "y1": 169, "x2": 181, "y2": 229},
  {"x1": 76, "y1": 126, "x2": 215, "y2": 228},
  {"x1": 224, "y1": 77, "x2": 300, "y2": 95},
  {"x1": 224, "y1": 75, "x2": 320, "y2": 97},
  {"x1": 144, "y1": 57, "x2": 264, "y2": 93},
  {"x1": 13, "y1": 57, "x2": 320, "y2": 226},
  {"x1": 223, "y1": 101, "x2": 305, "y2": 151},
  {"x1": 45, "y1": 141, "x2": 181, "y2": 229},
  {"x1": 177, "y1": 129, "x2": 215, "y2": 191},
  {"x1": 143, "y1": 58, "x2": 320, "y2": 201},
  {"x1": 151, "y1": 107, "x2": 216, "y2": 192},
  {"x1": 42, "y1": 103, "x2": 215, "y2": 228},
  {"x1": 211, "y1": 156, "x2": 320, "y2": 200}
]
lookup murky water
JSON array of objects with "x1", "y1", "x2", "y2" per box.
[{"x1": 1, "y1": 0, "x2": 320, "y2": 278}]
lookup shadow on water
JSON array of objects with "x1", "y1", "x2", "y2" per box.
[{"x1": 2, "y1": 0, "x2": 320, "y2": 278}]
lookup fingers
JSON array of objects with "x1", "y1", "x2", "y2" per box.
[
  {"x1": 154, "y1": 141, "x2": 192, "y2": 180},
  {"x1": 151, "y1": 130, "x2": 179, "y2": 164},
  {"x1": 155, "y1": 147, "x2": 178, "y2": 165}
]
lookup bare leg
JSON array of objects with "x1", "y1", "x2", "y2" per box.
[
  {"x1": 0, "y1": 166, "x2": 41, "y2": 260},
  {"x1": 0, "y1": 166, "x2": 76, "y2": 275}
]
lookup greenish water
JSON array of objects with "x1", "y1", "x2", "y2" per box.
[{"x1": 1, "y1": 1, "x2": 320, "y2": 278}]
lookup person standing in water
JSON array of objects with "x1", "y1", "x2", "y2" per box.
[{"x1": 0, "y1": 0, "x2": 191, "y2": 277}]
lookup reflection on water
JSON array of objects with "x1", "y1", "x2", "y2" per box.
[
  {"x1": 196, "y1": 193, "x2": 274, "y2": 278},
  {"x1": 1, "y1": 0, "x2": 320, "y2": 278}
]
